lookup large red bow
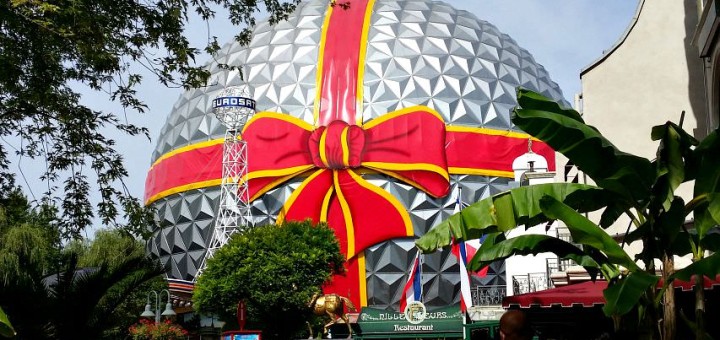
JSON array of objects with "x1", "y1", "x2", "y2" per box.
[{"x1": 242, "y1": 107, "x2": 450, "y2": 258}]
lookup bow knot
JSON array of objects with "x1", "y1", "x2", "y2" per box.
[
  {"x1": 309, "y1": 121, "x2": 365, "y2": 170},
  {"x1": 242, "y1": 107, "x2": 450, "y2": 258}
]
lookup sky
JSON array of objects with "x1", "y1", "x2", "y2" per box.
[{"x1": 9, "y1": 0, "x2": 639, "y2": 233}]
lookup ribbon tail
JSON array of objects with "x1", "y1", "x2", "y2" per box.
[
  {"x1": 278, "y1": 169, "x2": 333, "y2": 224},
  {"x1": 330, "y1": 170, "x2": 413, "y2": 259},
  {"x1": 322, "y1": 254, "x2": 365, "y2": 309}
]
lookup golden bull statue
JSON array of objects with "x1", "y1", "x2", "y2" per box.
[{"x1": 307, "y1": 293, "x2": 355, "y2": 338}]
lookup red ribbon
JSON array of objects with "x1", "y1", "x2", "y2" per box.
[{"x1": 242, "y1": 107, "x2": 450, "y2": 258}]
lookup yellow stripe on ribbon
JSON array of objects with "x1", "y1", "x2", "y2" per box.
[
  {"x1": 150, "y1": 138, "x2": 225, "y2": 169},
  {"x1": 146, "y1": 179, "x2": 222, "y2": 205},
  {"x1": 448, "y1": 167, "x2": 515, "y2": 178},
  {"x1": 362, "y1": 105, "x2": 445, "y2": 129},
  {"x1": 341, "y1": 126, "x2": 350, "y2": 167},
  {"x1": 319, "y1": 129, "x2": 329, "y2": 168},
  {"x1": 277, "y1": 169, "x2": 330, "y2": 224},
  {"x1": 313, "y1": 4, "x2": 334, "y2": 125},
  {"x1": 446, "y1": 125, "x2": 540, "y2": 141},
  {"x1": 320, "y1": 187, "x2": 334, "y2": 222},
  {"x1": 333, "y1": 171, "x2": 356, "y2": 258},
  {"x1": 355, "y1": 0, "x2": 376, "y2": 125},
  {"x1": 346, "y1": 170, "x2": 413, "y2": 237},
  {"x1": 357, "y1": 252, "x2": 368, "y2": 306},
  {"x1": 362, "y1": 161, "x2": 450, "y2": 182}
]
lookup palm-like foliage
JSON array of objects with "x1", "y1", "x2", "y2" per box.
[
  {"x1": 0, "y1": 200, "x2": 165, "y2": 340},
  {"x1": 2, "y1": 246, "x2": 164, "y2": 339},
  {"x1": 416, "y1": 89, "x2": 720, "y2": 339}
]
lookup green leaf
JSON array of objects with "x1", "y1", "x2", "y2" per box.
[
  {"x1": 603, "y1": 271, "x2": 659, "y2": 317},
  {"x1": 651, "y1": 122, "x2": 694, "y2": 212},
  {"x1": 468, "y1": 234, "x2": 602, "y2": 278},
  {"x1": 669, "y1": 231, "x2": 696, "y2": 256},
  {"x1": 670, "y1": 252, "x2": 720, "y2": 282},
  {"x1": 709, "y1": 194, "x2": 720, "y2": 225},
  {"x1": 514, "y1": 88, "x2": 584, "y2": 122},
  {"x1": 599, "y1": 201, "x2": 626, "y2": 229},
  {"x1": 0, "y1": 307, "x2": 15, "y2": 338},
  {"x1": 700, "y1": 230, "x2": 720, "y2": 252},
  {"x1": 539, "y1": 196, "x2": 638, "y2": 271},
  {"x1": 693, "y1": 129, "x2": 720, "y2": 239},
  {"x1": 513, "y1": 89, "x2": 654, "y2": 204},
  {"x1": 655, "y1": 197, "x2": 686, "y2": 248},
  {"x1": 416, "y1": 183, "x2": 610, "y2": 252}
]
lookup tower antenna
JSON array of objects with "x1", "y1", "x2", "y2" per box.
[{"x1": 197, "y1": 85, "x2": 256, "y2": 278}]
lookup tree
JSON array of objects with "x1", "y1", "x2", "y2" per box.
[
  {"x1": 0, "y1": 191, "x2": 165, "y2": 339},
  {"x1": 70, "y1": 229, "x2": 170, "y2": 339},
  {"x1": 1, "y1": 0, "x2": 301, "y2": 239},
  {"x1": 193, "y1": 220, "x2": 345, "y2": 339},
  {"x1": 416, "y1": 89, "x2": 720, "y2": 339}
]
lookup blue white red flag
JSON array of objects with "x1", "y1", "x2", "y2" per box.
[
  {"x1": 453, "y1": 187, "x2": 488, "y2": 278},
  {"x1": 451, "y1": 238, "x2": 473, "y2": 313},
  {"x1": 399, "y1": 252, "x2": 422, "y2": 312}
]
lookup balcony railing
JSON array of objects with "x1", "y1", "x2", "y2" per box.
[
  {"x1": 546, "y1": 257, "x2": 573, "y2": 276},
  {"x1": 471, "y1": 285, "x2": 506, "y2": 306},
  {"x1": 512, "y1": 272, "x2": 549, "y2": 295}
]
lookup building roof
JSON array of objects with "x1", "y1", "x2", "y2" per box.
[{"x1": 580, "y1": 0, "x2": 645, "y2": 76}]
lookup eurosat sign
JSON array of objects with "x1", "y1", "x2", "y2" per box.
[{"x1": 358, "y1": 304, "x2": 463, "y2": 336}]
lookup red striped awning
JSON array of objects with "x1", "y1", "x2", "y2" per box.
[
  {"x1": 503, "y1": 280, "x2": 608, "y2": 308},
  {"x1": 503, "y1": 275, "x2": 720, "y2": 309}
]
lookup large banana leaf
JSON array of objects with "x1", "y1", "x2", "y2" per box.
[
  {"x1": 625, "y1": 197, "x2": 685, "y2": 253},
  {"x1": 0, "y1": 307, "x2": 14, "y2": 338},
  {"x1": 416, "y1": 183, "x2": 611, "y2": 252},
  {"x1": 651, "y1": 122, "x2": 696, "y2": 212},
  {"x1": 670, "y1": 252, "x2": 720, "y2": 282},
  {"x1": 603, "y1": 271, "x2": 659, "y2": 317},
  {"x1": 467, "y1": 234, "x2": 603, "y2": 278},
  {"x1": 692, "y1": 129, "x2": 720, "y2": 240},
  {"x1": 513, "y1": 89, "x2": 654, "y2": 204},
  {"x1": 538, "y1": 196, "x2": 638, "y2": 272}
]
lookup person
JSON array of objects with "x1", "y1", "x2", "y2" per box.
[{"x1": 499, "y1": 310, "x2": 533, "y2": 340}]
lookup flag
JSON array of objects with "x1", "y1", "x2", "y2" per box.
[
  {"x1": 451, "y1": 238, "x2": 473, "y2": 313},
  {"x1": 464, "y1": 238, "x2": 489, "y2": 278},
  {"x1": 453, "y1": 187, "x2": 488, "y2": 278},
  {"x1": 399, "y1": 252, "x2": 422, "y2": 312}
]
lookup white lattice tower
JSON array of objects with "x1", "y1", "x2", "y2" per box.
[{"x1": 196, "y1": 85, "x2": 256, "y2": 279}]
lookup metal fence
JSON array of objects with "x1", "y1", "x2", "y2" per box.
[
  {"x1": 546, "y1": 257, "x2": 573, "y2": 276},
  {"x1": 471, "y1": 285, "x2": 506, "y2": 306},
  {"x1": 512, "y1": 272, "x2": 549, "y2": 295}
]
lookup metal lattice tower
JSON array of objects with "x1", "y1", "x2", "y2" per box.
[{"x1": 197, "y1": 85, "x2": 256, "y2": 278}]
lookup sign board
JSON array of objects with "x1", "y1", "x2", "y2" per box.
[
  {"x1": 222, "y1": 331, "x2": 261, "y2": 340},
  {"x1": 358, "y1": 305, "x2": 463, "y2": 335}
]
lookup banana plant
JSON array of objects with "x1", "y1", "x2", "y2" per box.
[
  {"x1": 0, "y1": 307, "x2": 14, "y2": 338},
  {"x1": 416, "y1": 89, "x2": 720, "y2": 339}
]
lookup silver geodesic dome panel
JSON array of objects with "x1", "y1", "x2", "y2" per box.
[{"x1": 146, "y1": 0, "x2": 566, "y2": 309}]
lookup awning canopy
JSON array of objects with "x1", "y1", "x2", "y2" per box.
[
  {"x1": 503, "y1": 280, "x2": 607, "y2": 308},
  {"x1": 663, "y1": 274, "x2": 720, "y2": 291},
  {"x1": 504, "y1": 275, "x2": 720, "y2": 309}
]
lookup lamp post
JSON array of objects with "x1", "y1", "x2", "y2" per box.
[{"x1": 140, "y1": 289, "x2": 176, "y2": 323}]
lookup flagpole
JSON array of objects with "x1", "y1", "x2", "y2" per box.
[
  {"x1": 453, "y1": 185, "x2": 470, "y2": 337},
  {"x1": 416, "y1": 250, "x2": 422, "y2": 306}
]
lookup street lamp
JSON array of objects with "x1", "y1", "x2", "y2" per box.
[{"x1": 140, "y1": 289, "x2": 176, "y2": 323}]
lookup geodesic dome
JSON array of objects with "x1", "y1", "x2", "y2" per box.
[{"x1": 145, "y1": 0, "x2": 566, "y2": 310}]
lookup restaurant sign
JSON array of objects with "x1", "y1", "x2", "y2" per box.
[{"x1": 358, "y1": 304, "x2": 462, "y2": 335}]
